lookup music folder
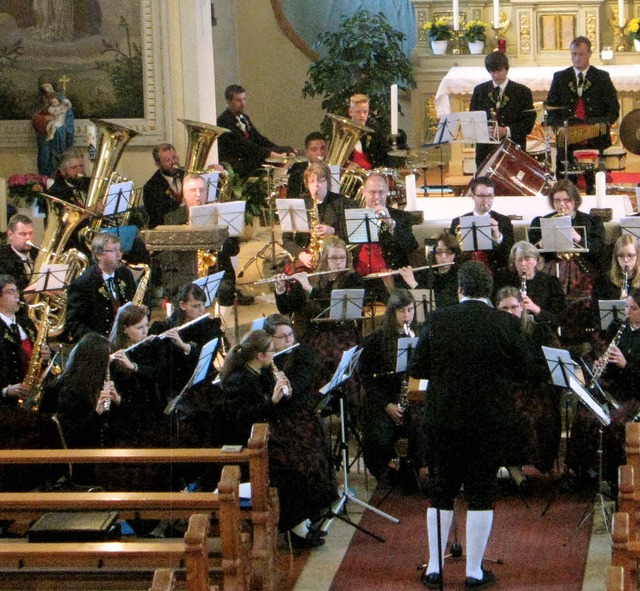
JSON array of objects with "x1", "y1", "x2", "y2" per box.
[
  {"x1": 598, "y1": 300, "x2": 626, "y2": 331},
  {"x1": 24, "y1": 263, "x2": 69, "y2": 293},
  {"x1": 192, "y1": 270, "x2": 225, "y2": 308},
  {"x1": 458, "y1": 216, "x2": 493, "y2": 252},
  {"x1": 276, "y1": 198, "x2": 309, "y2": 233}
]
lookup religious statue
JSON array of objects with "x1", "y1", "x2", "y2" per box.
[{"x1": 31, "y1": 73, "x2": 75, "y2": 176}]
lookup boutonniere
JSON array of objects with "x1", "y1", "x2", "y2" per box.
[
  {"x1": 116, "y1": 278, "x2": 127, "y2": 298},
  {"x1": 568, "y1": 79, "x2": 592, "y2": 94},
  {"x1": 99, "y1": 285, "x2": 110, "y2": 300}
]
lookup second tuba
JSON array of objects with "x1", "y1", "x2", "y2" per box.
[{"x1": 324, "y1": 113, "x2": 373, "y2": 168}]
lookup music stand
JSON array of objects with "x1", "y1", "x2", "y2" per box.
[
  {"x1": 530, "y1": 217, "x2": 589, "y2": 255},
  {"x1": 104, "y1": 181, "x2": 133, "y2": 217},
  {"x1": 24, "y1": 264, "x2": 69, "y2": 294},
  {"x1": 458, "y1": 216, "x2": 494, "y2": 253},
  {"x1": 420, "y1": 114, "x2": 458, "y2": 197},
  {"x1": 312, "y1": 289, "x2": 366, "y2": 323},
  {"x1": 192, "y1": 270, "x2": 225, "y2": 308},
  {"x1": 541, "y1": 346, "x2": 613, "y2": 535},
  {"x1": 201, "y1": 172, "x2": 221, "y2": 203},
  {"x1": 102, "y1": 225, "x2": 138, "y2": 254},
  {"x1": 620, "y1": 217, "x2": 640, "y2": 239},
  {"x1": 165, "y1": 337, "x2": 220, "y2": 415},
  {"x1": 318, "y1": 346, "x2": 400, "y2": 542},
  {"x1": 275, "y1": 198, "x2": 309, "y2": 234},
  {"x1": 411, "y1": 289, "x2": 435, "y2": 325},
  {"x1": 598, "y1": 300, "x2": 627, "y2": 331}
]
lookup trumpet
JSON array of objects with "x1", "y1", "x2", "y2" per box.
[
  {"x1": 363, "y1": 262, "x2": 454, "y2": 280},
  {"x1": 252, "y1": 269, "x2": 347, "y2": 285}
]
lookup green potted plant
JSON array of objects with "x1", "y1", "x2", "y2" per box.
[
  {"x1": 302, "y1": 9, "x2": 415, "y2": 138},
  {"x1": 423, "y1": 20, "x2": 455, "y2": 54},
  {"x1": 220, "y1": 163, "x2": 267, "y2": 235},
  {"x1": 463, "y1": 19, "x2": 488, "y2": 54},
  {"x1": 628, "y1": 17, "x2": 640, "y2": 51}
]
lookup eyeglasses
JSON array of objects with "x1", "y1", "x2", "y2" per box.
[
  {"x1": 473, "y1": 193, "x2": 494, "y2": 199},
  {"x1": 435, "y1": 249, "x2": 453, "y2": 255},
  {"x1": 617, "y1": 253, "x2": 637, "y2": 260},
  {"x1": 328, "y1": 256, "x2": 347, "y2": 261},
  {"x1": 273, "y1": 332, "x2": 294, "y2": 340},
  {"x1": 2, "y1": 288, "x2": 18, "y2": 296},
  {"x1": 552, "y1": 198, "x2": 573, "y2": 205}
]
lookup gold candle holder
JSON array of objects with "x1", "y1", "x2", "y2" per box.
[
  {"x1": 452, "y1": 30, "x2": 464, "y2": 54},
  {"x1": 610, "y1": 17, "x2": 629, "y2": 52}
]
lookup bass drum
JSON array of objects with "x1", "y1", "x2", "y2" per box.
[{"x1": 473, "y1": 139, "x2": 554, "y2": 196}]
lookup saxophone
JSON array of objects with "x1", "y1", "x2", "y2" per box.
[
  {"x1": 307, "y1": 196, "x2": 323, "y2": 270},
  {"x1": 20, "y1": 302, "x2": 51, "y2": 412},
  {"x1": 394, "y1": 323, "x2": 415, "y2": 462},
  {"x1": 130, "y1": 263, "x2": 151, "y2": 305}
]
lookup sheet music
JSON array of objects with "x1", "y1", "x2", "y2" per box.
[
  {"x1": 319, "y1": 345, "x2": 361, "y2": 395},
  {"x1": 189, "y1": 201, "x2": 245, "y2": 236},
  {"x1": 104, "y1": 181, "x2": 134, "y2": 216},
  {"x1": 329, "y1": 289, "x2": 365, "y2": 320},
  {"x1": 538, "y1": 216, "x2": 578, "y2": 252},
  {"x1": 329, "y1": 164, "x2": 341, "y2": 189},
  {"x1": 24, "y1": 263, "x2": 68, "y2": 292},
  {"x1": 620, "y1": 217, "x2": 640, "y2": 239},
  {"x1": 396, "y1": 337, "x2": 419, "y2": 373},
  {"x1": 202, "y1": 172, "x2": 220, "y2": 203},
  {"x1": 412, "y1": 289, "x2": 435, "y2": 324},
  {"x1": 251, "y1": 317, "x2": 266, "y2": 330},
  {"x1": 192, "y1": 338, "x2": 220, "y2": 386},
  {"x1": 276, "y1": 198, "x2": 309, "y2": 233},
  {"x1": 456, "y1": 111, "x2": 495, "y2": 144},
  {"x1": 598, "y1": 299, "x2": 627, "y2": 331},
  {"x1": 542, "y1": 345, "x2": 577, "y2": 388},
  {"x1": 568, "y1": 374, "x2": 610, "y2": 426},
  {"x1": 345, "y1": 209, "x2": 380, "y2": 244},
  {"x1": 459, "y1": 215, "x2": 493, "y2": 251},
  {"x1": 192, "y1": 270, "x2": 225, "y2": 307}
]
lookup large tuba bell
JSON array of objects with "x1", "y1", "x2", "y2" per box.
[
  {"x1": 324, "y1": 113, "x2": 374, "y2": 168},
  {"x1": 80, "y1": 118, "x2": 138, "y2": 246}
]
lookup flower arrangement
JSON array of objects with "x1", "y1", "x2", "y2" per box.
[
  {"x1": 628, "y1": 18, "x2": 640, "y2": 41},
  {"x1": 423, "y1": 19, "x2": 455, "y2": 42},
  {"x1": 463, "y1": 19, "x2": 488, "y2": 43},
  {"x1": 7, "y1": 173, "x2": 49, "y2": 207}
]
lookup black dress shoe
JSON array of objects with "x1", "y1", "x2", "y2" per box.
[
  {"x1": 420, "y1": 571, "x2": 442, "y2": 589},
  {"x1": 464, "y1": 568, "x2": 495, "y2": 590},
  {"x1": 288, "y1": 531, "x2": 325, "y2": 549}
]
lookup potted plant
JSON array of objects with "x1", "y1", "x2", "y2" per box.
[
  {"x1": 7, "y1": 173, "x2": 48, "y2": 209},
  {"x1": 463, "y1": 19, "x2": 488, "y2": 54},
  {"x1": 423, "y1": 20, "x2": 455, "y2": 54},
  {"x1": 628, "y1": 17, "x2": 640, "y2": 51}
]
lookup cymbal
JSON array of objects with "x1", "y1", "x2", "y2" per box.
[
  {"x1": 265, "y1": 155, "x2": 308, "y2": 164},
  {"x1": 388, "y1": 149, "x2": 413, "y2": 157},
  {"x1": 522, "y1": 105, "x2": 566, "y2": 113},
  {"x1": 620, "y1": 109, "x2": 640, "y2": 155}
]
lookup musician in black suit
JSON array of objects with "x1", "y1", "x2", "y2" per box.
[
  {"x1": 346, "y1": 94, "x2": 390, "y2": 170},
  {"x1": 450, "y1": 176, "x2": 514, "y2": 276},
  {"x1": 353, "y1": 173, "x2": 418, "y2": 301},
  {"x1": 65, "y1": 232, "x2": 136, "y2": 343},
  {"x1": 470, "y1": 52, "x2": 536, "y2": 168},
  {"x1": 545, "y1": 36, "x2": 620, "y2": 193},
  {"x1": 0, "y1": 215, "x2": 38, "y2": 294},
  {"x1": 409, "y1": 261, "x2": 529, "y2": 590},
  {"x1": 216, "y1": 84, "x2": 293, "y2": 179},
  {"x1": 45, "y1": 147, "x2": 89, "y2": 208},
  {"x1": 287, "y1": 131, "x2": 327, "y2": 198},
  {"x1": 142, "y1": 143, "x2": 184, "y2": 229},
  {"x1": 0, "y1": 275, "x2": 40, "y2": 405}
]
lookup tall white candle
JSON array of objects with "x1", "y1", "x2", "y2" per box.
[
  {"x1": 452, "y1": 0, "x2": 460, "y2": 31},
  {"x1": 618, "y1": 0, "x2": 625, "y2": 27},
  {"x1": 493, "y1": 0, "x2": 500, "y2": 28},
  {"x1": 390, "y1": 84, "x2": 398, "y2": 136},
  {"x1": 405, "y1": 174, "x2": 417, "y2": 211}
]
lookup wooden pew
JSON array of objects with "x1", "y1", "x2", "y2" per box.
[
  {"x1": 618, "y1": 464, "x2": 639, "y2": 540},
  {"x1": 606, "y1": 565, "x2": 625, "y2": 591},
  {"x1": 611, "y1": 511, "x2": 640, "y2": 591},
  {"x1": 625, "y1": 423, "x2": 640, "y2": 491},
  {"x1": 149, "y1": 569, "x2": 177, "y2": 591},
  {"x1": 0, "y1": 423, "x2": 277, "y2": 591}
]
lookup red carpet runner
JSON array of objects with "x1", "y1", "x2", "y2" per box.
[{"x1": 329, "y1": 486, "x2": 593, "y2": 590}]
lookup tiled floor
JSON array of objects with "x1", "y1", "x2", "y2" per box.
[{"x1": 229, "y1": 227, "x2": 611, "y2": 591}]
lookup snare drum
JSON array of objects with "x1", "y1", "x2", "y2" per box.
[
  {"x1": 573, "y1": 149, "x2": 600, "y2": 171},
  {"x1": 473, "y1": 139, "x2": 553, "y2": 196},
  {"x1": 602, "y1": 146, "x2": 627, "y2": 171}
]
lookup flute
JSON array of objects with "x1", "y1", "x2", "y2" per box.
[
  {"x1": 122, "y1": 313, "x2": 210, "y2": 354},
  {"x1": 363, "y1": 262, "x2": 454, "y2": 280},
  {"x1": 252, "y1": 269, "x2": 347, "y2": 285}
]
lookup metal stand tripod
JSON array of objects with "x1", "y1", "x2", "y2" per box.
[{"x1": 320, "y1": 391, "x2": 399, "y2": 542}]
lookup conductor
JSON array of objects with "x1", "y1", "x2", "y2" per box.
[
  {"x1": 409, "y1": 261, "x2": 529, "y2": 590},
  {"x1": 545, "y1": 36, "x2": 619, "y2": 194}
]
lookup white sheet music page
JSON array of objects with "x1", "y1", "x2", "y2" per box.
[
  {"x1": 276, "y1": 198, "x2": 309, "y2": 233},
  {"x1": 345, "y1": 209, "x2": 380, "y2": 244}
]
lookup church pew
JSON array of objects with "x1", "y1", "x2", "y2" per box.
[
  {"x1": 624, "y1": 423, "x2": 640, "y2": 491},
  {"x1": 606, "y1": 565, "x2": 624, "y2": 591},
  {"x1": 0, "y1": 466, "x2": 242, "y2": 591},
  {"x1": 0, "y1": 423, "x2": 277, "y2": 591},
  {"x1": 618, "y1": 464, "x2": 639, "y2": 540},
  {"x1": 611, "y1": 511, "x2": 639, "y2": 591}
]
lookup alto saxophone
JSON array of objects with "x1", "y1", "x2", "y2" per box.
[
  {"x1": 306, "y1": 196, "x2": 323, "y2": 270},
  {"x1": 129, "y1": 263, "x2": 151, "y2": 305},
  {"x1": 20, "y1": 302, "x2": 51, "y2": 412}
]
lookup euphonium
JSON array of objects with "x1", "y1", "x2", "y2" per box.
[
  {"x1": 20, "y1": 302, "x2": 51, "y2": 412},
  {"x1": 79, "y1": 119, "x2": 138, "y2": 247},
  {"x1": 324, "y1": 113, "x2": 374, "y2": 168},
  {"x1": 196, "y1": 250, "x2": 218, "y2": 278}
]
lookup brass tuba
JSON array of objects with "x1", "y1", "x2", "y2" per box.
[
  {"x1": 324, "y1": 113, "x2": 373, "y2": 168},
  {"x1": 79, "y1": 118, "x2": 138, "y2": 246}
]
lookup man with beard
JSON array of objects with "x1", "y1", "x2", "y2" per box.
[{"x1": 143, "y1": 143, "x2": 184, "y2": 229}]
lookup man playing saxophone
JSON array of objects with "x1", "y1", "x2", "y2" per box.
[
  {"x1": 282, "y1": 161, "x2": 357, "y2": 272},
  {"x1": 0, "y1": 274, "x2": 50, "y2": 405}
]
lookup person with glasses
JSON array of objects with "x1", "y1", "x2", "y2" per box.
[
  {"x1": 398, "y1": 231, "x2": 461, "y2": 309},
  {"x1": 495, "y1": 241, "x2": 565, "y2": 332},
  {"x1": 529, "y1": 179, "x2": 605, "y2": 342},
  {"x1": 65, "y1": 232, "x2": 136, "y2": 343},
  {"x1": 494, "y1": 286, "x2": 560, "y2": 490},
  {"x1": 593, "y1": 234, "x2": 640, "y2": 303},
  {"x1": 263, "y1": 313, "x2": 338, "y2": 543},
  {"x1": 282, "y1": 161, "x2": 357, "y2": 272},
  {"x1": 220, "y1": 329, "x2": 333, "y2": 548},
  {"x1": 450, "y1": 176, "x2": 514, "y2": 276},
  {"x1": 274, "y1": 236, "x2": 364, "y2": 400}
]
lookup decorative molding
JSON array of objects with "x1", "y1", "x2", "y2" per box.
[
  {"x1": 519, "y1": 11, "x2": 532, "y2": 54},
  {"x1": 0, "y1": 0, "x2": 167, "y2": 149},
  {"x1": 417, "y1": 10, "x2": 429, "y2": 44},
  {"x1": 270, "y1": 0, "x2": 319, "y2": 61},
  {"x1": 586, "y1": 11, "x2": 597, "y2": 48}
]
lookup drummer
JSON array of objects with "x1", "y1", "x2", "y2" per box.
[
  {"x1": 450, "y1": 176, "x2": 514, "y2": 276},
  {"x1": 469, "y1": 52, "x2": 536, "y2": 169}
]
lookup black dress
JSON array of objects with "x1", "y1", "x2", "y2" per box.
[{"x1": 223, "y1": 364, "x2": 338, "y2": 531}]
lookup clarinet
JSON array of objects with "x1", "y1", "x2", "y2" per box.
[
  {"x1": 398, "y1": 323, "x2": 415, "y2": 412},
  {"x1": 520, "y1": 273, "x2": 528, "y2": 297},
  {"x1": 621, "y1": 267, "x2": 629, "y2": 299}
]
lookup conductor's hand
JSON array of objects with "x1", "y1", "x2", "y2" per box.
[
  {"x1": 398, "y1": 266, "x2": 418, "y2": 289},
  {"x1": 385, "y1": 402, "x2": 404, "y2": 425}
]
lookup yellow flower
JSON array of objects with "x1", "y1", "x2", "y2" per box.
[{"x1": 629, "y1": 17, "x2": 640, "y2": 35}]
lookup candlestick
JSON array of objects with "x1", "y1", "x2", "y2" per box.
[
  {"x1": 390, "y1": 84, "x2": 398, "y2": 136},
  {"x1": 618, "y1": 0, "x2": 625, "y2": 28},
  {"x1": 453, "y1": 0, "x2": 460, "y2": 31},
  {"x1": 611, "y1": 19, "x2": 629, "y2": 52},
  {"x1": 452, "y1": 30, "x2": 464, "y2": 55},
  {"x1": 493, "y1": 0, "x2": 500, "y2": 28}
]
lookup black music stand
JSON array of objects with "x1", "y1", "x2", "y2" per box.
[
  {"x1": 541, "y1": 346, "x2": 613, "y2": 536},
  {"x1": 597, "y1": 300, "x2": 627, "y2": 331},
  {"x1": 312, "y1": 289, "x2": 367, "y2": 324},
  {"x1": 620, "y1": 217, "x2": 640, "y2": 239},
  {"x1": 317, "y1": 346, "x2": 400, "y2": 542},
  {"x1": 24, "y1": 264, "x2": 69, "y2": 294},
  {"x1": 458, "y1": 216, "x2": 494, "y2": 254},
  {"x1": 164, "y1": 337, "x2": 220, "y2": 416},
  {"x1": 104, "y1": 180, "x2": 133, "y2": 218},
  {"x1": 192, "y1": 270, "x2": 225, "y2": 308}
]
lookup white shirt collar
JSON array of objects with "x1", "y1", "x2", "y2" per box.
[
  {"x1": 460, "y1": 296, "x2": 493, "y2": 307},
  {"x1": 0, "y1": 312, "x2": 17, "y2": 327},
  {"x1": 10, "y1": 246, "x2": 29, "y2": 261}
]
